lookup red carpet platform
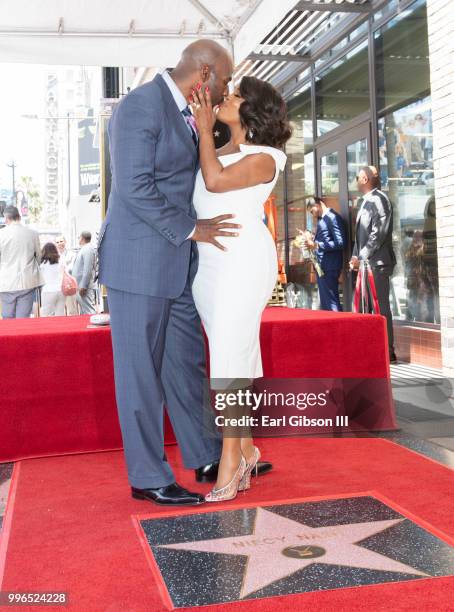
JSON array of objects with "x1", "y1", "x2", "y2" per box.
[
  {"x1": 0, "y1": 308, "x2": 395, "y2": 463},
  {"x1": 1, "y1": 438, "x2": 453, "y2": 611}
]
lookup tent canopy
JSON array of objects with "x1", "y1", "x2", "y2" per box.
[{"x1": 0, "y1": 0, "x2": 298, "y2": 67}]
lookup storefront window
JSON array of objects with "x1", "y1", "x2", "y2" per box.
[
  {"x1": 375, "y1": 1, "x2": 439, "y2": 324},
  {"x1": 373, "y1": 0, "x2": 399, "y2": 23},
  {"x1": 315, "y1": 40, "x2": 369, "y2": 137},
  {"x1": 274, "y1": 171, "x2": 286, "y2": 274},
  {"x1": 347, "y1": 138, "x2": 369, "y2": 250},
  {"x1": 285, "y1": 82, "x2": 316, "y2": 307},
  {"x1": 320, "y1": 151, "x2": 339, "y2": 196},
  {"x1": 300, "y1": 11, "x2": 347, "y2": 55},
  {"x1": 375, "y1": 0, "x2": 430, "y2": 114},
  {"x1": 315, "y1": 22, "x2": 369, "y2": 71}
]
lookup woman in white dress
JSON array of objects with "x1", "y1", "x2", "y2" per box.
[{"x1": 190, "y1": 76, "x2": 291, "y2": 502}]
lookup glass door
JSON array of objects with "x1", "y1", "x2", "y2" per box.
[{"x1": 316, "y1": 123, "x2": 372, "y2": 310}]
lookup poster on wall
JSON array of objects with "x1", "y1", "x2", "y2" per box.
[{"x1": 78, "y1": 108, "x2": 100, "y2": 195}]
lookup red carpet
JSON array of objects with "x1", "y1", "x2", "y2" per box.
[
  {"x1": 0, "y1": 309, "x2": 394, "y2": 463},
  {"x1": 1, "y1": 438, "x2": 453, "y2": 611}
]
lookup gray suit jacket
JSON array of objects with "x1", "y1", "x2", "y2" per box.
[
  {"x1": 0, "y1": 223, "x2": 43, "y2": 292},
  {"x1": 97, "y1": 74, "x2": 199, "y2": 298},
  {"x1": 72, "y1": 243, "x2": 97, "y2": 290},
  {"x1": 352, "y1": 188, "x2": 396, "y2": 268}
]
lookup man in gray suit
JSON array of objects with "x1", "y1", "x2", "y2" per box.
[
  {"x1": 350, "y1": 166, "x2": 397, "y2": 362},
  {"x1": 72, "y1": 231, "x2": 97, "y2": 315},
  {"x1": 0, "y1": 206, "x2": 42, "y2": 319},
  {"x1": 98, "y1": 41, "x2": 245, "y2": 506}
]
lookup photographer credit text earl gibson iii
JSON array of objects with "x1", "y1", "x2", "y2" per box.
[{"x1": 212, "y1": 388, "x2": 347, "y2": 429}]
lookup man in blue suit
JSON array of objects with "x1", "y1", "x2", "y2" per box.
[
  {"x1": 97, "y1": 41, "x2": 243, "y2": 506},
  {"x1": 304, "y1": 197, "x2": 346, "y2": 311}
]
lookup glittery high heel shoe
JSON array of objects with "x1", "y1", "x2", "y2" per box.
[
  {"x1": 205, "y1": 457, "x2": 247, "y2": 502},
  {"x1": 238, "y1": 446, "x2": 261, "y2": 491}
]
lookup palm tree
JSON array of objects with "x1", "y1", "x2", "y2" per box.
[{"x1": 17, "y1": 176, "x2": 44, "y2": 223}]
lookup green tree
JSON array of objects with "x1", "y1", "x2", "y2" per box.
[{"x1": 17, "y1": 176, "x2": 44, "y2": 223}]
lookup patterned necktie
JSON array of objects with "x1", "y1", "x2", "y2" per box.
[{"x1": 181, "y1": 106, "x2": 199, "y2": 147}]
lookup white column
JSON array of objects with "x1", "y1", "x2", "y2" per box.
[{"x1": 427, "y1": 0, "x2": 454, "y2": 375}]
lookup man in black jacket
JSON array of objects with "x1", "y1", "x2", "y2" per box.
[{"x1": 349, "y1": 166, "x2": 397, "y2": 362}]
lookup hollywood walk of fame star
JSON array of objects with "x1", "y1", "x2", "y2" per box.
[{"x1": 159, "y1": 507, "x2": 429, "y2": 598}]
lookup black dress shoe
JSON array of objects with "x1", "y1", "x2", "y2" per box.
[
  {"x1": 195, "y1": 460, "x2": 273, "y2": 483},
  {"x1": 131, "y1": 482, "x2": 205, "y2": 506}
]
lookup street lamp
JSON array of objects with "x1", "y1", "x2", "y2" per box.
[{"x1": 6, "y1": 160, "x2": 16, "y2": 204}]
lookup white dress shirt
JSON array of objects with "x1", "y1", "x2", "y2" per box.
[
  {"x1": 161, "y1": 70, "x2": 196, "y2": 240},
  {"x1": 161, "y1": 69, "x2": 188, "y2": 112}
]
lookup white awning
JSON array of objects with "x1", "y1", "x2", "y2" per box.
[{"x1": 0, "y1": 0, "x2": 298, "y2": 67}]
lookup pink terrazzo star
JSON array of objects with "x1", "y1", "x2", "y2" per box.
[{"x1": 159, "y1": 507, "x2": 429, "y2": 598}]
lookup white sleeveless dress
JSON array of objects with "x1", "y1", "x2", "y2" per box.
[{"x1": 192, "y1": 144, "x2": 287, "y2": 384}]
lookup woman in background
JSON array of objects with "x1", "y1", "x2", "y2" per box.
[{"x1": 40, "y1": 242, "x2": 65, "y2": 317}]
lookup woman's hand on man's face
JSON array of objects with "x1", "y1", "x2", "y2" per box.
[{"x1": 190, "y1": 84, "x2": 217, "y2": 132}]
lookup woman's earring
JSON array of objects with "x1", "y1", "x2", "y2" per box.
[{"x1": 248, "y1": 129, "x2": 254, "y2": 140}]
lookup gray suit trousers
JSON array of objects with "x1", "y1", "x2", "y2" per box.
[
  {"x1": 107, "y1": 280, "x2": 221, "y2": 488},
  {"x1": 76, "y1": 289, "x2": 96, "y2": 315},
  {"x1": 0, "y1": 288, "x2": 35, "y2": 319}
]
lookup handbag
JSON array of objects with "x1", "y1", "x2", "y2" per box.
[{"x1": 61, "y1": 269, "x2": 78, "y2": 296}]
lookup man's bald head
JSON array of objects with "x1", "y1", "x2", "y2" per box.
[
  {"x1": 357, "y1": 165, "x2": 381, "y2": 193},
  {"x1": 178, "y1": 40, "x2": 231, "y2": 71},
  {"x1": 172, "y1": 39, "x2": 234, "y2": 105}
]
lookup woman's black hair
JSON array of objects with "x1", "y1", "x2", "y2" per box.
[
  {"x1": 41, "y1": 242, "x2": 60, "y2": 265},
  {"x1": 238, "y1": 76, "x2": 292, "y2": 149}
]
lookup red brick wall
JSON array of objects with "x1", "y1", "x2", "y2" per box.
[{"x1": 394, "y1": 325, "x2": 442, "y2": 368}]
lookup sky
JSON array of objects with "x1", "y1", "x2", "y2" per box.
[{"x1": 0, "y1": 63, "x2": 47, "y2": 197}]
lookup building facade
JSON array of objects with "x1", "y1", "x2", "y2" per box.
[
  {"x1": 426, "y1": 0, "x2": 454, "y2": 376},
  {"x1": 42, "y1": 66, "x2": 102, "y2": 247},
  {"x1": 236, "y1": 0, "x2": 450, "y2": 370}
]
